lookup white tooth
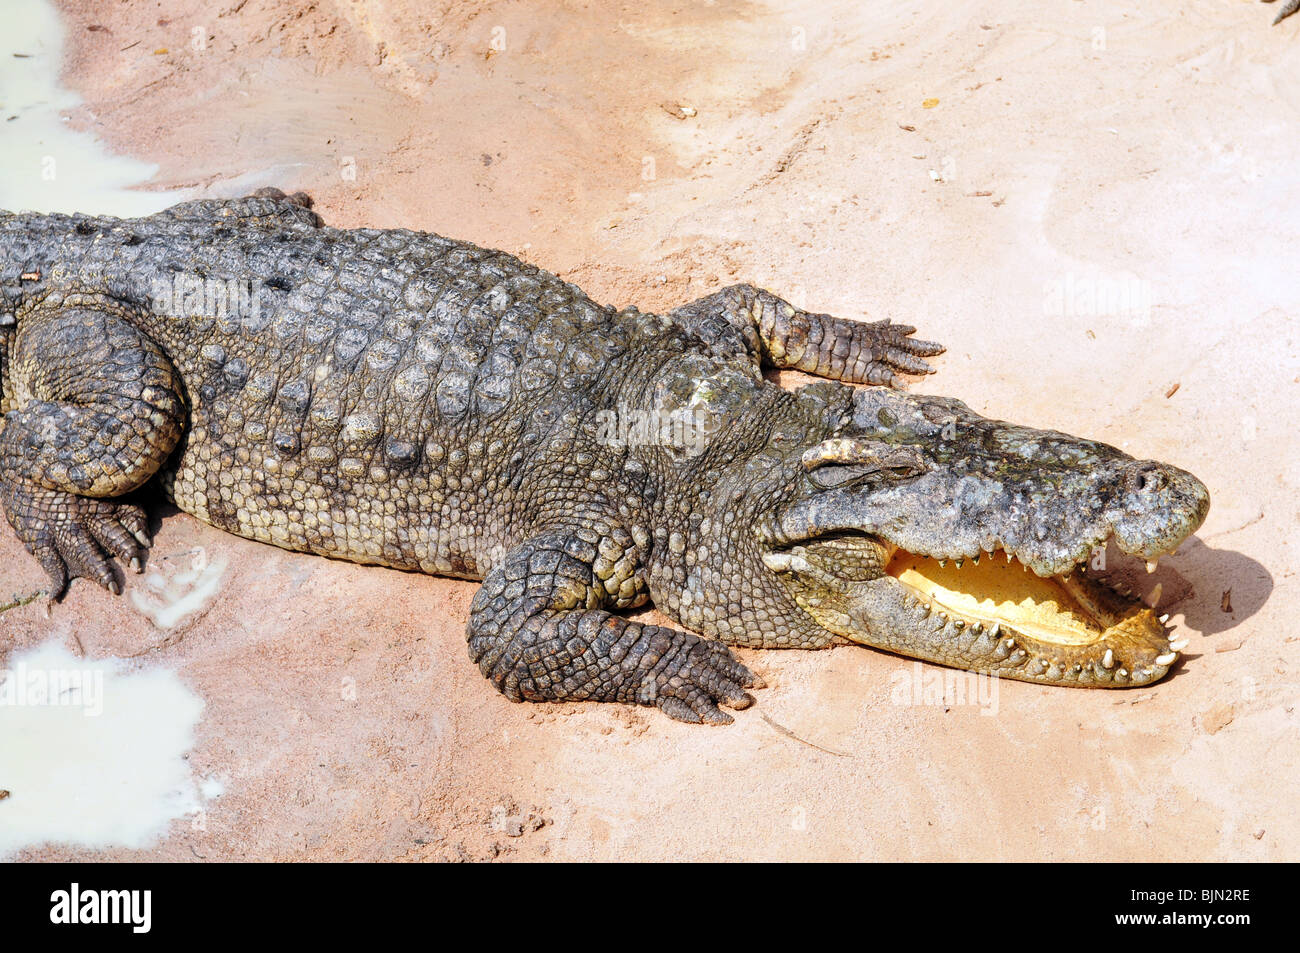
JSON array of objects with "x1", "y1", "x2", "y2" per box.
[
  {"x1": 1168, "y1": 638, "x2": 1189, "y2": 652},
  {"x1": 1146, "y1": 559, "x2": 1159, "y2": 574},
  {"x1": 989, "y1": 623, "x2": 1000, "y2": 637},
  {"x1": 1118, "y1": 668, "x2": 1128, "y2": 677},
  {"x1": 1006, "y1": 552, "x2": 1013, "y2": 562},
  {"x1": 971, "y1": 622, "x2": 983, "y2": 633},
  {"x1": 971, "y1": 555, "x2": 980, "y2": 565},
  {"x1": 1005, "y1": 638, "x2": 1015, "y2": 648},
  {"x1": 1142, "y1": 668, "x2": 1154, "y2": 677},
  {"x1": 1159, "y1": 613, "x2": 1170, "y2": 624},
  {"x1": 955, "y1": 559, "x2": 963, "y2": 569},
  {"x1": 938, "y1": 559, "x2": 946, "y2": 568},
  {"x1": 1149, "y1": 582, "x2": 1163, "y2": 607},
  {"x1": 1155, "y1": 653, "x2": 1177, "y2": 665},
  {"x1": 1102, "y1": 649, "x2": 1115, "y2": 669}
]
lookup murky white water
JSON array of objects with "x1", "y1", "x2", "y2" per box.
[
  {"x1": 0, "y1": 0, "x2": 184, "y2": 216},
  {"x1": 0, "y1": 641, "x2": 221, "y2": 856},
  {"x1": 0, "y1": 0, "x2": 216, "y2": 856}
]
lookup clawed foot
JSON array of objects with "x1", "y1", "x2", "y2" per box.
[
  {"x1": 774, "y1": 305, "x2": 945, "y2": 386},
  {"x1": 647, "y1": 636, "x2": 764, "y2": 725},
  {"x1": 855, "y1": 318, "x2": 946, "y2": 387},
  {"x1": 1, "y1": 482, "x2": 151, "y2": 600}
]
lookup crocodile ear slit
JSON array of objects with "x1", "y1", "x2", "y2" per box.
[{"x1": 800, "y1": 437, "x2": 928, "y2": 476}]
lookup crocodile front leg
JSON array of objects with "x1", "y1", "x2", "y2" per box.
[
  {"x1": 0, "y1": 293, "x2": 185, "y2": 597},
  {"x1": 467, "y1": 529, "x2": 762, "y2": 724},
  {"x1": 669, "y1": 284, "x2": 944, "y2": 387}
]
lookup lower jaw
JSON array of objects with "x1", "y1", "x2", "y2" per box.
[{"x1": 814, "y1": 548, "x2": 1182, "y2": 687}]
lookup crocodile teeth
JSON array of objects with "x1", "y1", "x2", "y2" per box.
[
  {"x1": 1168, "y1": 638, "x2": 1189, "y2": 652},
  {"x1": 988, "y1": 623, "x2": 1000, "y2": 637},
  {"x1": 937, "y1": 559, "x2": 946, "y2": 568},
  {"x1": 970, "y1": 622, "x2": 983, "y2": 634},
  {"x1": 1102, "y1": 648, "x2": 1115, "y2": 669},
  {"x1": 954, "y1": 559, "x2": 963, "y2": 569},
  {"x1": 1146, "y1": 559, "x2": 1159, "y2": 574},
  {"x1": 1159, "y1": 613, "x2": 1170, "y2": 624},
  {"x1": 971, "y1": 555, "x2": 980, "y2": 565},
  {"x1": 1155, "y1": 652, "x2": 1178, "y2": 665},
  {"x1": 1006, "y1": 552, "x2": 1013, "y2": 562},
  {"x1": 1118, "y1": 668, "x2": 1128, "y2": 677}
]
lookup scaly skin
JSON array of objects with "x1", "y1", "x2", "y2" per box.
[{"x1": 0, "y1": 190, "x2": 1209, "y2": 724}]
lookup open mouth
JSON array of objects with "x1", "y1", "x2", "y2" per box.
[
  {"x1": 768, "y1": 532, "x2": 1188, "y2": 687},
  {"x1": 882, "y1": 545, "x2": 1184, "y2": 683}
]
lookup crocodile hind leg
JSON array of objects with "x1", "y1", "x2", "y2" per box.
[
  {"x1": 669, "y1": 284, "x2": 944, "y2": 387},
  {"x1": 0, "y1": 293, "x2": 185, "y2": 598},
  {"x1": 467, "y1": 529, "x2": 762, "y2": 724}
]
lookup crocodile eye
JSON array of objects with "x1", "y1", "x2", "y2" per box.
[
  {"x1": 801, "y1": 438, "x2": 930, "y2": 491},
  {"x1": 809, "y1": 460, "x2": 926, "y2": 490},
  {"x1": 809, "y1": 465, "x2": 873, "y2": 489}
]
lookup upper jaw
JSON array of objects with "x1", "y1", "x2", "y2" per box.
[
  {"x1": 769, "y1": 455, "x2": 1210, "y2": 579},
  {"x1": 875, "y1": 524, "x2": 1190, "y2": 579}
]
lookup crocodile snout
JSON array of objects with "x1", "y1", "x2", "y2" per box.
[{"x1": 1113, "y1": 460, "x2": 1210, "y2": 560}]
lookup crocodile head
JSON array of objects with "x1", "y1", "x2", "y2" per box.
[{"x1": 752, "y1": 385, "x2": 1209, "y2": 687}]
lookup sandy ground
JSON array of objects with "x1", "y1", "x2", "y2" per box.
[{"x1": 2, "y1": 0, "x2": 1297, "y2": 860}]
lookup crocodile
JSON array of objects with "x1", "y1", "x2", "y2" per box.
[{"x1": 0, "y1": 190, "x2": 1209, "y2": 724}]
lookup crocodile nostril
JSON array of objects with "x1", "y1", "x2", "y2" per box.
[{"x1": 1129, "y1": 465, "x2": 1166, "y2": 494}]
